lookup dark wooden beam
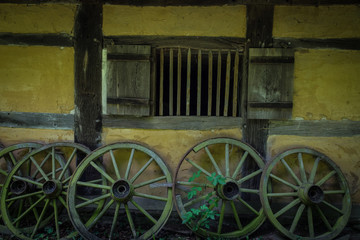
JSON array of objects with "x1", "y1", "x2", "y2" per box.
[
  {"x1": 1, "y1": 0, "x2": 359, "y2": 5},
  {"x1": 103, "y1": 116, "x2": 243, "y2": 130},
  {"x1": 104, "y1": 0, "x2": 360, "y2": 5},
  {"x1": 0, "y1": 112, "x2": 73, "y2": 129},
  {"x1": 0, "y1": 33, "x2": 73, "y2": 47},
  {"x1": 74, "y1": 3, "x2": 103, "y2": 151},
  {"x1": 243, "y1": 5, "x2": 274, "y2": 158},
  {"x1": 241, "y1": 5, "x2": 274, "y2": 195},
  {"x1": 74, "y1": 3, "x2": 103, "y2": 194},
  {"x1": 104, "y1": 36, "x2": 245, "y2": 50},
  {"x1": 274, "y1": 38, "x2": 360, "y2": 50},
  {"x1": 269, "y1": 120, "x2": 360, "y2": 137}
]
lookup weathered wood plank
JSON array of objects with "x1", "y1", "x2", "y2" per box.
[
  {"x1": 269, "y1": 120, "x2": 360, "y2": 137},
  {"x1": 104, "y1": 36, "x2": 245, "y2": 50},
  {"x1": 107, "y1": 54, "x2": 150, "y2": 61},
  {"x1": 159, "y1": 48, "x2": 164, "y2": 116},
  {"x1": 216, "y1": 51, "x2": 222, "y2": 117},
  {"x1": 232, "y1": 51, "x2": 239, "y2": 117},
  {"x1": 107, "y1": 97, "x2": 149, "y2": 105},
  {"x1": 224, "y1": 51, "x2": 231, "y2": 117},
  {"x1": 0, "y1": 112, "x2": 73, "y2": 130},
  {"x1": 249, "y1": 102, "x2": 293, "y2": 108},
  {"x1": 169, "y1": 48, "x2": 174, "y2": 116},
  {"x1": 3, "y1": 0, "x2": 360, "y2": 5},
  {"x1": 0, "y1": 33, "x2": 73, "y2": 47},
  {"x1": 274, "y1": 38, "x2": 360, "y2": 50},
  {"x1": 177, "y1": 48, "x2": 182, "y2": 116},
  {"x1": 103, "y1": 116, "x2": 243, "y2": 130},
  {"x1": 106, "y1": 45, "x2": 151, "y2": 116},
  {"x1": 208, "y1": 50, "x2": 213, "y2": 116},
  {"x1": 197, "y1": 49, "x2": 202, "y2": 116},
  {"x1": 186, "y1": 48, "x2": 191, "y2": 116},
  {"x1": 150, "y1": 47, "x2": 157, "y2": 116},
  {"x1": 74, "y1": 3, "x2": 103, "y2": 151},
  {"x1": 104, "y1": 0, "x2": 360, "y2": 4},
  {"x1": 247, "y1": 48, "x2": 294, "y2": 120}
]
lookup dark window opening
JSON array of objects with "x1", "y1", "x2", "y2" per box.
[{"x1": 155, "y1": 47, "x2": 242, "y2": 117}]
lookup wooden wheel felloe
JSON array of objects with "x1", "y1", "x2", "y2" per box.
[
  {"x1": 0, "y1": 142, "x2": 90, "y2": 240},
  {"x1": 260, "y1": 148, "x2": 351, "y2": 240},
  {"x1": 0, "y1": 142, "x2": 42, "y2": 235},
  {"x1": 67, "y1": 142, "x2": 173, "y2": 240},
  {"x1": 173, "y1": 138, "x2": 266, "y2": 239}
]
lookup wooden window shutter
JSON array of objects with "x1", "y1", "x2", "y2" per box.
[
  {"x1": 247, "y1": 48, "x2": 294, "y2": 119},
  {"x1": 105, "y1": 45, "x2": 151, "y2": 116}
]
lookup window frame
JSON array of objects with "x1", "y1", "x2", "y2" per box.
[{"x1": 102, "y1": 37, "x2": 246, "y2": 130}]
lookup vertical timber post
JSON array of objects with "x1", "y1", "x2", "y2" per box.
[
  {"x1": 242, "y1": 5, "x2": 274, "y2": 194},
  {"x1": 74, "y1": 2, "x2": 103, "y2": 192}
]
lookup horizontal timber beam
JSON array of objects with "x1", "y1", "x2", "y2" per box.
[
  {"x1": 0, "y1": 0, "x2": 358, "y2": 5},
  {"x1": 104, "y1": 36, "x2": 245, "y2": 50},
  {"x1": 0, "y1": 112, "x2": 73, "y2": 130},
  {"x1": 2, "y1": 112, "x2": 360, "y2": 136},
  {"x1": 0, "y1": 33, "x2": 73, "y2": 47},
  {"x1": 103, "y1": 116, "x2": 243, "y2": 130},
  {"x1": 269, "y1": 120, "x2": 360, "y2": 137},
  {"x1": 274, "y1": 38, "x2": 360, "y2": 50}
]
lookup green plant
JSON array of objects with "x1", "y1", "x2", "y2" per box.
[{"x1": 181, "y1": 170, "x2": 226, "y2": 231}]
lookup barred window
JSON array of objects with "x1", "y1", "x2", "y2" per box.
[{"x1": 154, "y1": 47, "x2": 242, "y2": 117}]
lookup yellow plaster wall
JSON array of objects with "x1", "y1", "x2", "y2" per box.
[
  {"x1": 0, "y1": 4, "x2": 76, "y2": 34},
  {"x1": 103, "y1": 5, "x2": 246, "y2": 37},
  {"x1": 293, "y1": 49, "x2": 360, "y2": 121},
  {"x1": 273, "y1": 5, "x2": 360, "y2": 39},
  {"x1": 0, "y1": 127, "x2": 73, "y2": 146},
  {"x1": 102, "y1": 127, "x2": 242, "y2": 174},
  {"x1": 267, "y1": 135, "x2": 360, "y2": 203},
  {"x1": 0, "y1": 46, "x2": 75, "y2": 114}
]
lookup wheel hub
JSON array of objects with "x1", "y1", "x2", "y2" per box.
[
  {"x1": 10, "y1": 180, "x2": 28, "y2": 195},
  {"x1": 299, "y1": 184, "x2": 324, "y2": 205},
  {"x1": 217, "y1": 180, "x2": 240, "y2": 200},
  {"x1": 111, "y1": 179, "x2": 134, "y2": 202},
  {"x1": 43, "y1": 180, "x2": 62, "y2": 198}
]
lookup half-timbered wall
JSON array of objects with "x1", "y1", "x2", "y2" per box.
[{"x1": 0, "y1": 2, "x2": 359, "y2": 209}]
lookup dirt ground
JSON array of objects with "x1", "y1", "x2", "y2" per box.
[{"x1": 0, "y1": 215, "x2": 359, "y2": 240}]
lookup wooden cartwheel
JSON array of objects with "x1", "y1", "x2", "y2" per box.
[
  {"x1": 259, "y1": 148, "x2": 351, "y2": 240},
  {"x1": 67, "y1": 142, "x2": 173, "y2": 240},
  {"x1": 173, "y1": 137, "x2": 267, "y2": 239}
]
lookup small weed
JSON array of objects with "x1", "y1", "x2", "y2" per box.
[{"x1": 181, "y1": 171, "x2": 226, "y2": 232}]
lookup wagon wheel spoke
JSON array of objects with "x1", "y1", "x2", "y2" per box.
[
  {"x1": 109, "y1": 202, "x2": 121, "y2": 240},
  {"x1": 30, "y1": 199, "x2": 50, "y2": 238},
  {"x1": 134, "y1": 176, "x2": 167, "y2": 189},
  {"x1": 53, "y1": 199, "x2": 60, "y2": 239},
  {"x1": 205, "y1": 147, "x2": 222, "y2": 176},
  {"x1": 307, "y1": 206, "x2": 314, "y2": 238},
  {"x1": 230, "y1": 201, "x2": 243, "y2": 230},
  {"x1": 174, "y1": 138, "x2": 266, "y2": 239},
  {"x1": 184, "y1": 191, "x2": 216, "y2": 208},
  {"x1": 237, "y1": 169, "x2": 262, "y2": 185},
  {"x1": 125, "y1": 203, "x2": 137, "y2": 238},
  {"x1": 280, "y1": 158, "x2": 302, "y2": 186},
  {"x1": 298, "y1": 153, "x2": 307, "y2": 183},
  {"x1": 67, "y1": 142, "x2": 173, "y2": 240},
  {"x1": 232, "y1": 151, "x2": 248, "y2": 178},
  {"x1": 131, "y1": 199, "x2": 157, "y2": 224},
  {"x1": 125, "y1": 148, "x2": 135, "y2": 179},
  {"x1": 260, "y1": 148, "x2": 351, "y2": 240},
  {"x1": 130, "y1": 157, "x2": 154, "y2": 183},
  {"x1": 58, "y1": 148, "x2": 77, "y2": 181},
  {"x1": 289, "y1": 204, "x2": 306, "y2": 233}
]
